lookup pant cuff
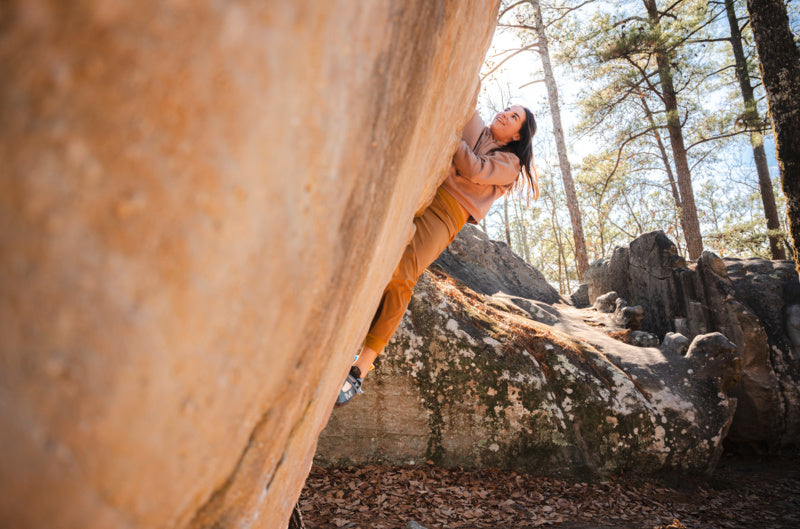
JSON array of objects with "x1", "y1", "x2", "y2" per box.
[{"x1": 364, "y1": 334, "x2": 388, "y2": 356}]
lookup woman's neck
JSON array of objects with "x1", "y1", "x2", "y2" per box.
[{"x1": 485, "y1": 127, "x2": 505, "y2": 146}]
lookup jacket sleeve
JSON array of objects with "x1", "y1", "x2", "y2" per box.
[
  {"x1": 452, "y1": 140, "x2": 520, "y2": 186},
  {"x1": 460, "y1": 111, "x2": 485, "y2": 146}
]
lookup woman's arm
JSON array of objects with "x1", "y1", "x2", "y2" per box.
[{"x1": 452, "y1": 140, "x2": 520, "y2": 186}]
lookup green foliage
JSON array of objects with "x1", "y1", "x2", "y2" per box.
[{"x1": 483, "y1": 0, "x2": 788, "y2": 293}]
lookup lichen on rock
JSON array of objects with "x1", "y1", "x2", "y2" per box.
[{"x1": 318, "y1": 227, "x2": 741, "y2": 478}]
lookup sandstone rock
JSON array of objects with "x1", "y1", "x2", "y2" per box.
[
  {"x1": 685, "y1": 333, "x2": 742, "y2": 394},
  {"x1": 489, "y1": 292, "x2": 559, "y2": 324},
  {"x1": 434, "y1": 225, "x2": 560, "y2": 304},
  {"x1": 662, "y1": 332, "x2": 690, "y2": 356},
  {"x1": 585, "y1": 247, "x2": 631, "y2": 303},
  {"x1": 570, "y1": 283, "x2": 590, "y2": 308},
  {"x1": 605, "y1": 329, "x2": 659, "y2": 348},
  {"x1": 628, "y1": 232, "x2": 689, "y2": 339},
  {"x1": 588, "y1": 233, "x2": 687, "y2": 338},
  {"x1": 613, "y1": 298, "x2": 644, "y2": 330},
  {"x1": 584, "y1": 232, "x2": 800, "y2": 450},
  {"x1": 318, "y1": 232, "x2": 739, "y2": 478},
  {"x1": 287, "y1": 506, "x2": 306, "y2": 529},
  {"x1": 594, "y1": 291, "x2": 620, "y2": 313},
  {"x1": 723, "y1": 258, "x2": 800, "y2": 449},
  {"x1": 629, "y1": 331, "x2": 659, "y2": 348},
  {"x1": 0, "y1": 2, "x2": 501, "y2": 528},
  {"x1": 787, "y1": 304, "x2": 800, "y2": 350}
]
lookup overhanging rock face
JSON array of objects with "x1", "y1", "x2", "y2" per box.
[{"x1": 0, "y1": 2, "x2": 500, "y2": 528}]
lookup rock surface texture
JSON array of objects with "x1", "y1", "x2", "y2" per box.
[
  {"x1": 583, "y1": 232, "x2": 800, "y2": 450},
  {"x1": 0, "y1": 2, "x2": 501, "y2": 528},
  {"x1": 317, "y1": 226, "x2": 741, "y2": 477}
]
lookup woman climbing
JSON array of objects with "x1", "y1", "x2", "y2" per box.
[{"x1": 337, "y1": 104, "x2": 539, "y2": 406}]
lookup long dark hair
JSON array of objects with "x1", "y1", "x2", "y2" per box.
[{"x1": 496, "y1": 106, "x2": 539, "y2": 200}]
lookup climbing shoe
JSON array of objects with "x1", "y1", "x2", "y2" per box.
[{"x1": 335, "y1": 366, "x2": 363, "y2": 407}]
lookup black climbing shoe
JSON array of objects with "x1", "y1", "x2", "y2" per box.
[{"x1": 335, "y1": 366, "x2": 363, "y2": 406}]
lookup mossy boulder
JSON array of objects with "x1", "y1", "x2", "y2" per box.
[{"x1": 317, "y1": 230, "x2": 740, "y2": 477}]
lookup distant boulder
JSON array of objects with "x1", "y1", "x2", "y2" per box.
[
  {"x1": 434, "y1": 224, "x2": 561, "y2": 304},
  {"x1": 662, "y1": 332, "x2": 690, "y2": 356},
  {"x1": 594, "y1": 291, "x2": 620, "y2": 313},
  {"x1": 613, "y1": 298, "x2": 644, "y2": 330},
  {"x1": 570, "y1": 283, "x2": 590, "y2": 308},
  {"x1": 584, "y1": 232, "x2": 800, "y2": 450}
]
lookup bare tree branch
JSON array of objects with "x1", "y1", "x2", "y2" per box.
[
  {"x1": 661, "y1": 0, "x2": 692, "y2": 17},
  {"x1": 481, "y1": 44, "x2": 539, "y2": 80},
  {"x1": 498, "y1": 0, "x2": 529, "y2": 20},
  {"x1": 604, "y1": 127, "x2": 657, "y2": 184},
  {"x1": 497, "y1": 23, "x2": 538, "y2": 31},
  {"x1": 543, "y1": 0, "x2": 597, "y2": 29},
  {"x1": 688, "y1": 148, "x2": 716, "y2": 173},
  {"x1": 685, "y1": 37, "x2": 733, "y2": 44},
  {"x1": 686, "y1": 129, "x2": 750, "y2": 152},
  {"x1": 518, "y1": 78, "x2": 546, "y2": 89},
  {"x1": 694, "y1": 64, "x2": 737, "y2": 87}
]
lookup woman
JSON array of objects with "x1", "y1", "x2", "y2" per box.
[{"x1": 337, "y1": 104, "x2": 538, "y2": 405}]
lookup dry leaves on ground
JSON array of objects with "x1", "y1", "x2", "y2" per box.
[{"x1": 299, "y1": 454, "x2": 799, "y2": 529}]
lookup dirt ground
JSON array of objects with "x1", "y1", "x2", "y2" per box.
[{"x1": 298, "y1": 452, "x2": 800, "y2": 529}]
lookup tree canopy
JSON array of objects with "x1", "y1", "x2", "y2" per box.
[{"x1": 478, "y1": 0, "x2": 798, "y2": 293}]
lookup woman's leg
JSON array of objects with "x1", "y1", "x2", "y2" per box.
[
  {"x1": 358, "y1": 189, "x2": 467, "y2": 378},
  {"x1": 352, "y1": 346, "x2": 378, "y2": 378}
]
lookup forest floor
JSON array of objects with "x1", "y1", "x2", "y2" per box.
[{"x1": 298, "y1": 452, "x2": 800, "y2": 529}]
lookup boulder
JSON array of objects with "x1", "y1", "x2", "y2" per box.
[
  {"x1": 662, "y1": 333, "x2": 690, "y2": 356},
  {"x1": 724, "y1": 259, "x2": 800, "y2": 449},
  {"x1": 434, "y1": 225, "x2": 561, "y2": 304},
  {"x1": 723, "y1": 258, "x2": 800, "y2": 449},
  {"x1": 684, "y1": 333, "x2": 742, "y2": 394},
  {"x1": 0, "y1": 2, "x2": 502, "y2": 528},
  {"x1": 628, "y1": 232, "x2": 690, "y2": 339},
  {"x1": 570, "y1": 283, "x2": 590, "y2": 308},
  {"x1": 629, "y1": 331, "x2": 660, "y2": 348},
  {"x1": 787, "y1": 304, "x2": 800, "y2": 349},
  {"x1": 584, "y1": 233, "x2": 800, "y2": 450},
  {"x1": 584, "y1": 247, "x2": 631, "y2": 304},
  {"x1": 318, "y1": 229, "x2": 739, "y2": 477},
  {"x1": 594, "y1": 291, "x2": 620, "y2": 313},
  {"x1": 612, "y1": 298, "x2": 644, "y2": 330}
]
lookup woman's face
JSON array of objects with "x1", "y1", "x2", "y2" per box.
[{"x1": 489, "y1": 105, "x2": 525, "y2": 143}]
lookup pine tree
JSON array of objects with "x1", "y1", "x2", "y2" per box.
[
  {"x1": 725, "y1": 0, "x2": 785, "y2": 259},
  {"x1": 493, "y1": 0, "x2": 590, "y2": 278},
  {"x1": 746, "y1": 0, "x2": 800, "y2": 269}
]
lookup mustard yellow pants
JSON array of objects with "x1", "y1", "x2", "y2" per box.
[{"x1": 364, "y1": 187, "x2": 469, "y2": 354}]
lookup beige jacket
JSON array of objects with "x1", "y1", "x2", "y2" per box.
[{"x1": 441, "y1": 111, "x2": 520, "y2": 224}]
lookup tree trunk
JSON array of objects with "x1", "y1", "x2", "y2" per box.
[
  {"x1": 530, "y1": 0, "x2": 589, "y2": 278},
  {"x1": 548, "y1": 195, "x2": 566, "y2": 292},
  {"x1": 726, "y1": 0, "x2": 786, "y2": 259},
  {"x1": 640, "y1": 94, "x2": 686, "y2": 250},
  {"x1": 514, "y1": 198, "x2": 532, "y2": 262},
  {"x1": 746, "y1": 0, "x2": 800, "y2": 269},
  {"x1": 503, "y1": 194, "x2": 512, "y2": 245},
  {"x1": 643, "y1": 0, "x2": 703, "y2": 259}
]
